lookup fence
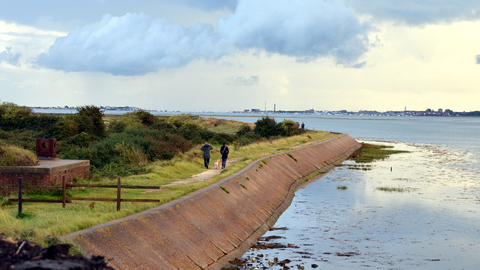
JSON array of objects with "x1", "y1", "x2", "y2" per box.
[{"x1": 9, "y1": 177, "x2": 160, "y2": 213}]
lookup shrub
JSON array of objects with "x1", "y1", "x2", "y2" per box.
[
  {"x1": 236, "y1": 124, "x2": 253, "y2": 136},
  {"x1": 0, "y1": 141, "x2": 38, "y2": 166},
  {"x1": 254, "y1": 117, "x2": 281, "y2": 138},
  {"x1": 76, "y1": 105, "x2": 106, "y2": 138},
  {"x1": 279, "y1": 119, "x2": 301, "y2": 136}
]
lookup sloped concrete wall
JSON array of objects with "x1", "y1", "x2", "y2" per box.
[{"x1": 62, "y1": 134, "x2": 361, "y2": 270}]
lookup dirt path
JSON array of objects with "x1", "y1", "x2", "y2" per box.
[
  {"x1": 144, "y1": 158, "x2": 240, "y2": 192},
  {"x1": 149, "y1": 132, "x2": 340, "y2": 191}
]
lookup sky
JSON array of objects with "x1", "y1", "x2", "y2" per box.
[{"x1": 1, "y1": 0, "x2": 480, "y2": 112}]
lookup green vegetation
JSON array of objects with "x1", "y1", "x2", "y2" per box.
[
  {"x1": 0, "y1": 142, "x2": 38, "y2": 166},
  {"x1": 0, "y1": 101, "x2": 341, "y2": 248},
  {"x1": 253, "y1": 117, "x2": 304, "y2": 138},
  {"x1": 287, "y1": 153, "x2": 298, "y2": 162},
  {"x1": 240, "y1": 184, "x2": 247, "y2": 190},
  {"x1": 352, "y1": 144, "x2": 409, "y2": 163},
  {"x1": 337, "y1": 186, "x2": 348, "y2": 190},
  {"x1": 346, "y1": 164, "x2": 373, "y2": 171},
  {"x1": 376, "y1": 186, "x2": 408, "y2": 192},
  {"x1": 220, "y1": 186, "x2": 230, "y2": 194}
]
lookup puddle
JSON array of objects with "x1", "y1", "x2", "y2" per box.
[{"x1": 223, "y1": 141, "x2": 480, "y2": 269}]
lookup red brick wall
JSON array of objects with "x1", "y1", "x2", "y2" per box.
[{"x1": 0, "y1": 165, "x2": 89, "y2": 191}]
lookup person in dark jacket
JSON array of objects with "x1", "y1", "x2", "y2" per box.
[
  {"x1": 201, "y1": 142, "x2": 213, "y2": 169},
  {"x1": 220, "y1": 143, "x2": 229, "y2": 169}
]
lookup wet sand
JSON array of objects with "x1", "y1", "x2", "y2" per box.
[{"x1": 232, "y1": 141, "x2": 480, "y2": 269}]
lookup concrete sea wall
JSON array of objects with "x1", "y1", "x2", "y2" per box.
[{"x1": 63, "y1": 134, "x2": 361, "y2": 270}]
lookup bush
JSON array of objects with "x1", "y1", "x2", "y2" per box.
[
  {"x1": 279, "y1": 119, "x2": 301, "y2": 136},
  {"x1": 76, "y1": 105, "x2": 106, "y2": 138},
  {"x1": 236, "y1": 124, "x2": 253, "y2": 136},
  {"x1": 254, "y1": 117, "x2": 281, "y2": 138},
  {"x1": 60, "y1": 127, "x2": 191, "y2": 172},
  {"x1": 0, "y1": 141, "x2": 38, "y2": 166}
]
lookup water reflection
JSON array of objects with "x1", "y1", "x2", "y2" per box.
[{"x1": 232, "y1": 141, "x2": 480, "y2": 270}]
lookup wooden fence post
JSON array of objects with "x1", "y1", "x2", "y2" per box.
[
  {"x1": 62, "y1": 176, "x2": 66, "y2": 208},
  {"x1": 117, "y1": 178, "x2": 121, "y2": 211},
  {"x1": 18, "y1": 177, "x2": 22, "y2": 214}
]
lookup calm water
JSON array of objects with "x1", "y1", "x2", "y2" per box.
[{"x1": 218, "y1": 115, "x2": 480, "y2": 270}]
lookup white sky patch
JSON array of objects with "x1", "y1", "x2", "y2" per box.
[{"x1": 225, "y1": 75, "x2": 259, "y2": 86}]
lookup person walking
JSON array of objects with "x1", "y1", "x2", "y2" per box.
[
  {"x1": 220, "y1": 142, "x2": 229, "y2": 169},
  {"x1": 201, "y1": 142, "x2": 213, "y2": 169}
]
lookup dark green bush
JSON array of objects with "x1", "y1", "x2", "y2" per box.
[{"x1": 254, "y1": 117, "x2": 281, "y2": 138}]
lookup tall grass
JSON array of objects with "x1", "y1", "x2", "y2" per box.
[{"x1": 0, "y1": 142, "x2": 38, "y2": 166}]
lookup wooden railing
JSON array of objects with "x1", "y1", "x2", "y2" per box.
[{"x1": 9, "y1": 177, "x2": 160, "y2": 213}]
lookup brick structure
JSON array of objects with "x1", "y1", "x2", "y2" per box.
[
  {"x1": 0, "y1": 160, "x2": 89, "y2": 191},
  {"x1": 36, "y1": 138, "x2": 58, "y2": 159}
]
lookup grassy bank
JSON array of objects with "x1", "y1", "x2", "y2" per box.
[{"x1": 0, "y1": 130, "x2": 338, "y2": 248}]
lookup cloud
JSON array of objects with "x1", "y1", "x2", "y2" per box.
[
  {"x1": 218, "y1": 0, "x2": 369, "y2": 64},
  {"x1": 476, "y1": 55, "x2": 480, "y2": 64},
  {"x1": 0, "y1": 47, "x2": 21, "y2": 66},
  {"x1": 36, "y1": 13, "x2": 233, "y2": 75},
  {"x1": 35, "y1": 0, "x2": 370, "y2": 75},
  {"x1": 345, "y1": 0, "x2": 480, "y2": 25},
  {"x1": 226, "y1": 75, "x2": 259, "y2": 86},
  {"x1": 350, "y1": 61, "x2": 367, "y2": 69}
]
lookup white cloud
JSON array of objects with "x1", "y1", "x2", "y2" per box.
[
  {"x1": 36, "y1": 13, "x2": 232, "y2": 75},
  {"x1": 34, "y1": 0, "x2": 370, "y2": 75}
]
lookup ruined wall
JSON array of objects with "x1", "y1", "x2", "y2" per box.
[
  {"x1": 63, "y1": 134, "x2": 361, "y2": 270},
  {"x1": 0, "y1": 160, "x2": 90, "y2": 191}
]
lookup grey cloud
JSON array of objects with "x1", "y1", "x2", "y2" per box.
[
  {"x1": 226, "y1": 75, "x2": 259, "y2": 86},
  {"x1": 345, "y1": 0, "x2": 480, "y2": 25},
  {"x1": 0, "y1": 48, "x2": 21, "y2": 66},
  {"x1": 218, "y1": 0, "x2": 369, "y2": 65},
  {"x1": 0, "y1": 0, "x2": 234, "y2": 31},
  {"x1": 35, "y1": 0, "x2": 370, "y2": 75},
  {"x1": 350, "y1": 61, "x2": 367, "y2": 69},
  {"x1": 476, "y1": 55, "x2": 480, "y2": 64}
]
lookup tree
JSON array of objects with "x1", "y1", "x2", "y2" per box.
[
  {"x1": 76, "y1": 105, "x2": 106, "y2": 138},
  {"x1": 254, "y1": 117, "x2": 281, "y2": 138}
]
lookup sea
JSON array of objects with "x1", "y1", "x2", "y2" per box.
[
  {"x1": 217, "y1": 115, "x2": 480, "y2": 270},
  {"x1": 35, "y1": 109, "x2": 480, "y2": 269}
]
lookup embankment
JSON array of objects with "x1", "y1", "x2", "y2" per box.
[{"x1": 62, "y1": 134, "x2": 361, "y2": 270}]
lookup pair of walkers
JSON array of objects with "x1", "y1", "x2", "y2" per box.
[{"x1": 200, "y1": 142, "x2": 229, "y2": 169}]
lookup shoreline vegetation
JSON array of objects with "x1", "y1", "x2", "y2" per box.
[{"x1": 0, "y1": 102, "x2": 339, "y2": 251}]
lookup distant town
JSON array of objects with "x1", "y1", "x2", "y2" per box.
[{"x1": 30, "y1": 106, "x2": 480, "y2": 117}]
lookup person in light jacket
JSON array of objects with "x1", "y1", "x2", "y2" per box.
[{"x1": 201, "y1": 142, "x2": 213, "y2": 169}]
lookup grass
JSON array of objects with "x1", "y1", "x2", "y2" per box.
[
  {"x1": 195, "y1": 117, "x2": 254, "y2": 135},
  {"x1": 0, "y1": 143, "x2": 38, "y2": 166},
  {"x1": 0, "y1": 129, "x2": 339, "y2": 248},
  {"x1": 376, "y1": 186, "x2": 408, "y2": 192},
  {"x1": 352, "y1": 144, "x2": 408, "y2": 163}
]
